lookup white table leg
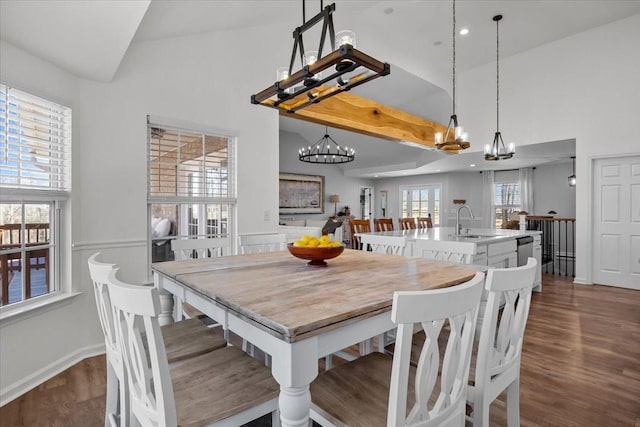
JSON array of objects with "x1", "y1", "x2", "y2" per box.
[
  {"x1": 271, "y1": 339, "x2": 318, "y2": 427},
  {"x1": 157, "y1": 288, "x2": 175, "y2": 325}
]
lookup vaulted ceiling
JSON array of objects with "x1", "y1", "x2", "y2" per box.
[{"x1": 2, "y1": 1, "x2": 638, "y2": 176}]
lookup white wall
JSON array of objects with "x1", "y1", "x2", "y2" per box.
[
  {"x1": 279, "y1": 130, "x2": 374, "y2": 220},
  {"x1": 458, "y1": 14, "x2": 640, "y2": 283},
  {"x1": 533, "y1": 162, "x2": 576, "y2": 218},
  {"x1": 0, "y1": 21, "x2": 285, "y2": 402}
]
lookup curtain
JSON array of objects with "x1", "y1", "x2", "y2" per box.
[
  {"x1": 519, "y1": 167, "x2": 535, "y2": 214},
  {"x1": 482, "y1": 171, "x2": 496, "y2": 229}
]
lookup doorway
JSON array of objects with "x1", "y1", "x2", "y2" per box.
[{"x1": 360, "y1": 187, "x2": 373, "y2": 220}]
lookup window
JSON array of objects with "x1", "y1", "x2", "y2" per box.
[
  {"x1": 0, "y1": 84, "x2": 71, "y2": 307},
  {"x1": 400, "y1": 185, "x2": 441, "y2": 225},
  {"x1": 495, "y1": 182, "x2": 520, "y2": 228},
  {"x1": 147, "y1": 117, "x2": 236, "y2": 262}
]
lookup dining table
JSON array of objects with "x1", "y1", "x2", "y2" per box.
[{"x1": 152, "y1": 247, "x2": 477, "y2": 427}]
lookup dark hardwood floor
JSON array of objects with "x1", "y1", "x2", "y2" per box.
[{"x1": 1, "y1": 274, "x2": 638, "y2": 426}]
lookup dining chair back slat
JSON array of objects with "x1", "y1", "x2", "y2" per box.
[
  {"x1": 359, "y1": 234, "x2": 407, "y2": 256},
  {"x1": 399, "y1": 217, "x2": 417, "y2": 230},
  {"x1": 88, "y1": 253, "x2": 125, "y2": 427},
  {"x1": 467, "y1": 258, "x2": 537, "y2": 427},
  {"x1": 350, "y1": 219, "x2": 371, "y2": 250},
  {"x1": 374, "y1": 218, "x2": 394, "y2": 232},
  {"x1": 171, "y1": 237, "x2": 232, "y2": 260},
  {"x1": 238, "y1": 233, "x2": 287, "y2": 254},
  {"x1": 413, "y1": 239, "x2": 477, "y2": 265},
  {"x1": 418, "y1": 217, "x2": 433, "y2": 229}
]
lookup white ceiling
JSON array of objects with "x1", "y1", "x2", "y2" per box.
[{"x1": 2, "y1": 0, "x2": 638, "y2": 176}]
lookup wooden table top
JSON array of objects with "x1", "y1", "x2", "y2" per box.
[{"x1": 153, "y1": 249, "x2": 476, "y2": 342}]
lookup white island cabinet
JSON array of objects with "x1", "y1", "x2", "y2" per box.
[{"x1": 356, "y1": 227, "x2": 542, "y2": 292}]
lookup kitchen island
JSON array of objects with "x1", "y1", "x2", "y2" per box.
[{"x1": 358, "y1": 227, "x2": 542, "y2": 291}]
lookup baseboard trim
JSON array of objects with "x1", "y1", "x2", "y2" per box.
[
  {"x1": 0, "y1": 343, "x2": 105, "y2": 407},
  {"x1": 573, "y1": 276, "x2": 590, "y2": 285}
]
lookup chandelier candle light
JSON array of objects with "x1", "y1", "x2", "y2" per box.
[
  {"x1": 435, "y1": 0, "x2": 470, "y2": 151},
  {"x1": 299, "y1": 126, "x2": 355, "y2": 164},
  {"x1": 484, "y1": 14, "x2": 515, "y2": 161}
]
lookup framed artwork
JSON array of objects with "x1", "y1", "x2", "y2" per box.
[{"x1": 279, "y1": 173, "x2": 324, "y2": 214}]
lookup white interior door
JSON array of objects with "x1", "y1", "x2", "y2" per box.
[{"x1": 592, "y1": 156, "x2": 640, "y2": 289}]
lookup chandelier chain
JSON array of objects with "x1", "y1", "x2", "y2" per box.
[
  {"x1": 496, "y1": 15, "x2": 500, "y2": 132},
  {"x1": 452, "y1": 0, "x2": 456, "y2": 115}
]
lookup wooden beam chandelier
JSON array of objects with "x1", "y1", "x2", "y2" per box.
[{"x1": 250, "y1": 1, "x2": 390, "y2": 114}]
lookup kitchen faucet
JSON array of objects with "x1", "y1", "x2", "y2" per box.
[{"x1": 456, "y1": 205, "x2": 474, "y2": 235}]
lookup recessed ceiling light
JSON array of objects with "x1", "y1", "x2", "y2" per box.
[
  {"x1": 436, "y1": 169, "x2": 441, "y2": 172},
  {"x1": 470, "y1": 164, "x2": 476, "y2": 167},
  {"x1": 459, "y1": 28, "x2": 469, "y2": 36}
]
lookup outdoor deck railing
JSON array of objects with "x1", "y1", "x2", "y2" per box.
[{"x1": 0, "y1": 223, "x2": 50, "y2": 306}]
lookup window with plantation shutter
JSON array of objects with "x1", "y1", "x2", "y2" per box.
[
  {"x1": 0, "y1": 84, "x2": 71, "y2": 308},
  {"x1": 147, "y1": 117, "x2": 237, "y2": 262},
  {"x1": 0, "y1": 84, "x2": 71, "y2": 191}
]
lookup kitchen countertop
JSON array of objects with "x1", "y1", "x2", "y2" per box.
[{"x1": 358, "y1": 227, "x2": 540, "y2": 244}]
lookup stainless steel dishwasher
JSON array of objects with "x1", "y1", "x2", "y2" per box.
[{"x1": 516, "y1": 236, "x2": 534, "y2": 266}]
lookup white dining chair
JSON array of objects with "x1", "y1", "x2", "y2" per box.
[
  {"x1": 88, "y1": 253, "x2": 227, "y2": 426},
  {"x1": 170, "y1": 236, "x2": 232, "y2": 260},
  {"x1": 467, "y1": 257, "x2": 537, "y2": 427},
  {"x1": 310, "y1": 272, "x2": 485, "y2": 427},
  {"x1": 359, "y1": 234, "x2": 407, "y2": 256},
  {"x1": 356, "y1": 234, "x2": 408, "y2": 357},
  {"x1": 238, "y1": 233, "x2": 287, "y2": 254},
  {"x1": 106, "y1": 268, "x2": 281, "y2": 427},
  {"x1": 413, "y1": 239, "x2": 477, "y2": 264},
  {"x1": 237, "y1": 232, "x2": 287, "y2": 361}
]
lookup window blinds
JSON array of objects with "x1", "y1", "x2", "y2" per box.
[
  {"x1": 148, "y1": 123, "x2": 234, "y2": 201},
  {"x1": 0, "y1": 84, "x2": 72, "y2": 191}
]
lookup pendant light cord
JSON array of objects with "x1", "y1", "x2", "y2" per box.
[
  {"x1": 496, "y1": 16, "x2": 500, "y2": 132},
  {"x1": 452, "y1": 0, "x2": 456, "y2": 115}
]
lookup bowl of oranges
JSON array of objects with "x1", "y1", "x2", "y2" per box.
[{"x1": 287, "y1": 234, "x2": 345, "y2": 267}]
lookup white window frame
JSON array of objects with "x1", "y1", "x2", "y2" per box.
[
  {"x1": 146, "y1": 116, "x2": 237, "y2": 267},
  {"x1": 0, "y1": 84, "x2": 72, "y2": 316}
]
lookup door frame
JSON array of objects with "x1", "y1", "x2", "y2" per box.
[{"x1": 588, "y1": 153, "x2": 640, "y2": 288}]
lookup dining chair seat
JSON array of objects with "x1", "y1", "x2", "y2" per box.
[
  {"x1": 88, "y1": 253, "x2": 227, "y2": 426},
  {"x1": 107, "y1": 269, "x2": 280, "y2": 427},
  {"x1": 311, "y1": 272, "x2": 484, "y2": 427}
]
